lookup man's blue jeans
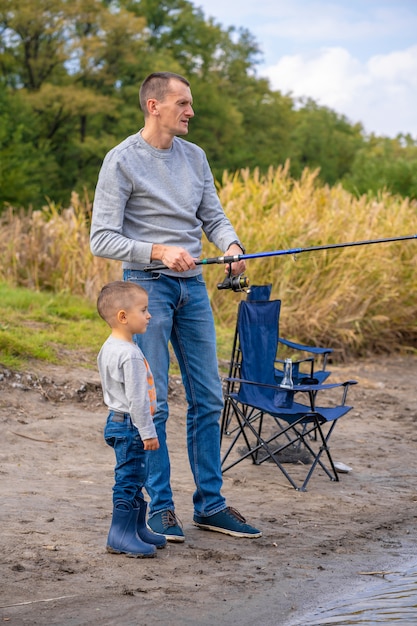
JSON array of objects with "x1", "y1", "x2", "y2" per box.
[
  {"x1": 104, "y1": 412, "x2": 148, "y2": 504},
  {"x1": 124, "y1": 269, "x2": 226, "y2": 518}
]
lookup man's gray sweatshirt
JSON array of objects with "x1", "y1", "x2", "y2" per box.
[{"x1": 90, "y1": 131, "x2": 242, "y2": 277}]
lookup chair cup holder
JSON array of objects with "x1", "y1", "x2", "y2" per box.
[{"x1": 274, "y1": 389, "x2": 294, "y2": 408}]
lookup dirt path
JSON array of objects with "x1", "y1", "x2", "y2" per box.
[{"x1": 1, "y1": 356, "x2": 416, "y2": 625}]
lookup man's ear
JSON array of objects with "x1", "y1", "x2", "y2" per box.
[{"x1": 147, "y1": 98, "x2": 159, "y2": 116}]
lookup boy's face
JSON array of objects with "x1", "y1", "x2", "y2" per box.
[{"x1": 125, "y1": 292, "x2": 151, "y2": 335}]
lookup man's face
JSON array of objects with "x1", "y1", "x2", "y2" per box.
[{"x1": 155, "y1": 79, "x2": 194, "y2": 136}]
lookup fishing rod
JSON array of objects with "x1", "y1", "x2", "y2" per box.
[{"x1": 144, "y1": 234, "x2": 417, "y2": 291}]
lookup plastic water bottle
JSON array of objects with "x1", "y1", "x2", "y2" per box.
[{"x1": 281, "y1": 358, "x2": 294, "y2": 389}]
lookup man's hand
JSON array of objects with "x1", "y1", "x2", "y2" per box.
[
  {"x1": 151, "y1": 244, "x2": 196, "y2": 272},
  {"x1": 224, "y1": 243, "x2": 246, "y2": 275},
  {"x1": 143, "y1": 437, "x2": 159, "y2": 451}
]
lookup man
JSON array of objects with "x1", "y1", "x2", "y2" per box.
[{"x1": 90, "y1": 71, "x2": 261, "y2": 541}]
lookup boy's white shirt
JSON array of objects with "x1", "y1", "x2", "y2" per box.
[{"x1": 97, "y1": 335, "x2": 157, "y2": 440}]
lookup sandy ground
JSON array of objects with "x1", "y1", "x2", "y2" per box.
[{"x1": 1, "y1": 355, "x2": 417, "y2": 625}]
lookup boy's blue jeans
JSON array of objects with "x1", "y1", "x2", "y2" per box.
[
  {"x1": 104, "y1": 412, "x2": 148, "y2": 504},
  {"x1": 124, "y1": 270, "x2": 226, "y2": 518}
]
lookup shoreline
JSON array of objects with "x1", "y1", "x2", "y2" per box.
[{"x1": 1, "y1": 355, "x2": 417, "y2": 624}]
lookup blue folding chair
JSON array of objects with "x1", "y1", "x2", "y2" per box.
[{"x1": 220, "y1": 299, "x2": 357, "y2": 491}]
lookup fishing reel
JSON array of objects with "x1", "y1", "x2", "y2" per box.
[{"x1": 217, "y1": 267, "x2": 250, "y2": 293}]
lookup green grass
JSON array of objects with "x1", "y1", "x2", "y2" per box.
[
  {"x1": 0, "y1": 283, "x2": 109, "y2": 370},
  {"x1": 0, "y1": 283, "x2": 237, "y2": 373}
]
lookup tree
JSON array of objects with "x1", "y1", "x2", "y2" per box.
[
  {"x1": 289, "y1": 99, "x2": 364, "y2": 186},
  {"x1": 0, "y1": 86, "x2": 59, "y2": 206},
  {"x1": 0, "y1": 0, "x2": 151, "y2": 206},
  {"x1": 343, "y1": 135, "x2": 417, "y2": 199},
  {"x1": 0, "y1": 0, "x2": 69, "y2": 90}
]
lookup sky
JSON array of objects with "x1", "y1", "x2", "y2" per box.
[{"x1": 194, "y1": 0, "x2": 417, "y2": 138}]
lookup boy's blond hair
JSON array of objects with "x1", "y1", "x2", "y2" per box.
[{"x1": 97, "y1": 281, "x2": 147, "y2": 325}]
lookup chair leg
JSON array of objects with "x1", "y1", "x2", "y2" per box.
[{"x1": 295, "y1": 419, "x2": 339, "y2": 491}]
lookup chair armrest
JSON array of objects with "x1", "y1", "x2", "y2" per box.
[
  {"x1": 278, "y1": 337, "x2": 333, "y2": 355},
  {"x1": 293, "y1": 380, "x2": 357, "y2": 392},
  {"x1": 224, "y1": 377, "x2": 357, "y2": 392},
  {"x1": 275, "y1": 357, "x2": 314, "y2": 365}
]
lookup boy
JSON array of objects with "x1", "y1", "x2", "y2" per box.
[{"x1": 96, "y1": 281, "x2": 166, "y2": 557}]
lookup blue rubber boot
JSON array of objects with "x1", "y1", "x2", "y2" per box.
[
  {"x1": 135, "y1": 496, "x2": 167, "y2": 549},
  {"x1": 106, "y1": 500, "x2": 156, "y2": 558}
]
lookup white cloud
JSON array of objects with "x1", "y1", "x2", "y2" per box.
[
  {"x1": 264, "y1": 47, "x2": 368, "y2": 107},
  {"x1": 195, "y1": 0, "x2": 417, "y2": 136},
  {"x1": 369, "y1": 47, "x2": 417, "y2": 86},
  {"x1": 262, "y1": 45, "x2": 417, "y2": 137}
]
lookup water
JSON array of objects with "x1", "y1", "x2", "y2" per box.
[{"x1": 292, "y1": 563, "x2": 417, "y2": 625}]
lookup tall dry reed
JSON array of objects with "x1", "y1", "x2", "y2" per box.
[
  {"x1": 203, "y1": 165, "x2": 417, "y2": 358},
  {"x1": 1, "y1": 167, "x2": 416, "y2": 358},
  {"x1": 0, "y1": 192, "x2": 120, "y2": 301}
]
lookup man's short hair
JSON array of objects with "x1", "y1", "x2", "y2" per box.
[
  {"x1": 139, "y1": 71, "x2": 190, "y2": 116},
  {"x1": 97, "y1": 281, "x2": 147, "y2": 324}
]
